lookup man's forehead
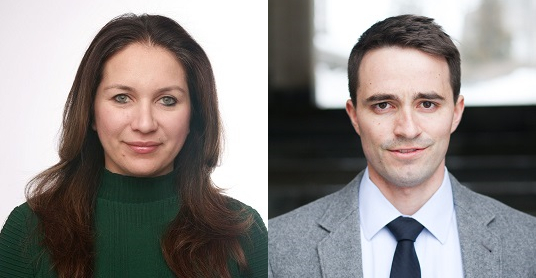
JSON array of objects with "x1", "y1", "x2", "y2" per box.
[{"x1": 356, "y1": 47, "x2": 452, "y2": 101}]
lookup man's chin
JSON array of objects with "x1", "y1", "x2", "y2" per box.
[{"x1": 384, "y1": 168, "x2": 432, "y2": 188}]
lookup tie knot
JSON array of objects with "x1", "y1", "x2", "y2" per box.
[{"x1": 387, "y1": 216, "x2": 424, "y2": 242}]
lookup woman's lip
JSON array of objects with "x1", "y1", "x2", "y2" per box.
[
  {"x1": 126, "y1": 141, "x2": 160, "y2": 147},
  {"x1": 125, "y1": 142, "x2": 160, "y2": 154}
]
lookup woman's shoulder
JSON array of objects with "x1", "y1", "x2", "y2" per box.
[
  {"x1": 226, "y1": 197, "x2": 256, "y2": 211},
  {"x1": 223, "y1": 196, "x2": 266, "y2": 240},
  {"x1": 0, "y1": 202, "x2": 44, "y2": 277},
  {"x1": 224, "y1": 197, "x2": 268, "y2": 277},
  {"x1": 0, "y1": 202, "x2": 40, "y2": 247},
  {"x1": 1, "y1": 202, "x2": 37, "y2": 231},
  {"x1": 225, "y1": 197, "x2": 265, "y2": 226}
]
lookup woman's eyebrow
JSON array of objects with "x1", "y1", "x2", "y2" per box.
[
  {"x1": 102, "y1": 84, "x2": 134, "y2": 91},
  {"x1": 102, "y1": 84, "x2": 188, "y2": 94},
  {"x1": 157, "y1": 85, "x2": 188, "y2": 95}
]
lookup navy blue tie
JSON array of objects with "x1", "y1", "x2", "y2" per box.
[{"x1": 386, "y1": 216, "x2": 424, "y2": 278}]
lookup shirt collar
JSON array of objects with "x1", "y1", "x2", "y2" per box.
[{"x1": 359, "y1": 167, "x2": 454, "y2": 244}]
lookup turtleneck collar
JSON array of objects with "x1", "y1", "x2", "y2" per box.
[{"x1": 98, "y1": 168, "x2": 178, "y2": 203}]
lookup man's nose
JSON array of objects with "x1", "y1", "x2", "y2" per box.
[{"x1": 393, "y1": 109, "x2": 422, "y2": 139}]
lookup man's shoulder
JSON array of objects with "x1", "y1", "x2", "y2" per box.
[
  {"x1": 453, "y1": 180, "x2": 536, "y2": 276},
  {"x1": 269, "y1": 185, "x2": 342, "y2": 236},
  {"x1": 453, "y1": 179, "x2": 536, "y2": 235},
  {"x1": 269, "y1": 174, "x2": 361, "y2": 236},
  {"x1": 268, "y1": 175, "x2": 363, "y2": 277}
]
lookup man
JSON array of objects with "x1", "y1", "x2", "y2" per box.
[{"x1": 268, "y1": 14, "x2": 536, "y2": 278}]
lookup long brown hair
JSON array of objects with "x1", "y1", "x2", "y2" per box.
[{"x1": 26, "y1": 13, "x2": 252, "y2": 277}]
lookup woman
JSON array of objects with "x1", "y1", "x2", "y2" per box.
[{"x1": 0, "y1": 14, "x2": 267, "y2": 277}]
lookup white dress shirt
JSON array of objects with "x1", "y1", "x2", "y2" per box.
[{"x1": 359, "y1": 167, "x2": 464, "y2": 278}]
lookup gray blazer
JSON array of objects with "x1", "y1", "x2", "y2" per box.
[{"x1": 268, "y1": 172, "x2": 536, "y2": 278}]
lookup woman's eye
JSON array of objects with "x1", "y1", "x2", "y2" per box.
[
  {"x1": 160, "y1": 96, "x2": 177, "y2": 106},
  {"x1": 114, "y1": 94, "x2": 129, "y2": 103}
]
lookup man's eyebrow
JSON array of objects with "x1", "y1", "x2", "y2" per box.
[
  {"x1": 415, "y1": 92, "x2": 445, "y2": 101},
  {"x1": 364, "y1": 93, "x2": 399, "y2": 103}
]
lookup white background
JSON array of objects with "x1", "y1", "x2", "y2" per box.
[{"x1": 0, "y1": 1, "x2": 267, "y2": 227}]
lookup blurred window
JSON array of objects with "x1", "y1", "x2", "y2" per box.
[{"x1": 314, "y1": 0, "x2": 536, "y2": 108}]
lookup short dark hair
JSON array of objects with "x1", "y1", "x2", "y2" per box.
[{"x1": 347, "y1": 14, "x2": 460, "y2": 104}]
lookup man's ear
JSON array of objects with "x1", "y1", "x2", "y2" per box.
[
  {"x1": 450, "y1": 95, "x2": 465, "y2": 133},
  {"x1": 345, "y1": 99, "x2": 361, "y2": 136}
]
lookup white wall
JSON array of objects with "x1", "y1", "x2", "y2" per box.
[{"x1": 0, "y1": 1, "x2": 267, "y2": 226}]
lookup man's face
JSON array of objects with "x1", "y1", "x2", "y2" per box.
[{"x1": 346, "y1": 46, "x2": 464, "y2": 189}]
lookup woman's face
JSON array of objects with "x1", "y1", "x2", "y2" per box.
[{"x1": 93, "y1": 43, "x2": 191, "y2": 177}]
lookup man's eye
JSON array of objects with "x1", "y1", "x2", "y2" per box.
[
  {"x1": 160, "y1": 96, "x2": 177, "y2": 106},
  {"x1": 114, "y1": 94, "x2": 129, "y2": 103},
  {"x1": 375, "y1": 102, "x2": 391, "y2": 110},
  {"x1": 421, "y1": 101, "x2": 435, "y2": 109}
]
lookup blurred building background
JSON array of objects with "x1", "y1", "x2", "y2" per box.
[{"x1": 269, "y1": 0, "x2": 536, "y2": 218}]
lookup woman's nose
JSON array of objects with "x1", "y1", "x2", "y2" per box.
[{"x1": 131, "y1": 104, "x2": 158, "y2": 133}]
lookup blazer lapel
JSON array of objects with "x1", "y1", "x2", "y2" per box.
[
  {"x1": 313, "y1": 172, "x2": 503, "y2": 277},
  {"x1": 451, "y1": 174, "x2": 501, "y2": 278},
  {"x1": 317, "y1": 173, "x2": 363, "y2": 278}
]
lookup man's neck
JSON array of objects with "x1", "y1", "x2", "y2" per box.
[{"x1": 368, "y1": 166, "x2": 446, "y2": 215}]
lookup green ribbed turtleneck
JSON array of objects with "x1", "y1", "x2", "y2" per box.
[
  {"x1": 94, "y1": 169, "x2": 179, "y2": 277},
  {"x1": 97, "y1": 169, "x2": 178, "y2": 203},
  {"x1": 0, "y1": 169, "x2": 268, "y2": 277}
]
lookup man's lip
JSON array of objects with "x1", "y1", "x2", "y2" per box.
[
  {"x1": 388, "y1": 147, "x2": 426, "y2": 153},
  {"x1": 392, "y1": 148, "x2": 423, "y2": 151}
]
